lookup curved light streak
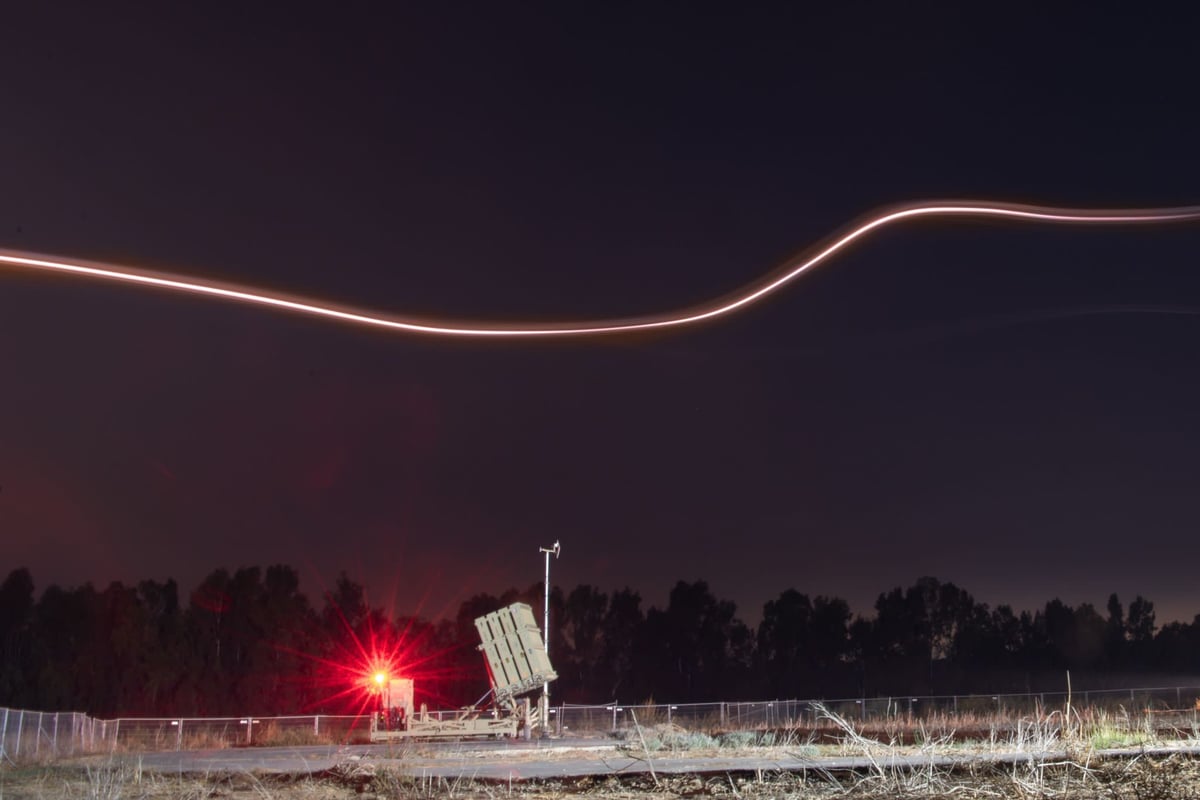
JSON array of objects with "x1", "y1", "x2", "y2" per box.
[{"x1": 1, "y1": 200, "x2": 1198, "y2": 338}]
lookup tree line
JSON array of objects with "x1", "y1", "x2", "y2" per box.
[{"x1": 1, "y1": 567, "x2": 1198, "y2": 717}]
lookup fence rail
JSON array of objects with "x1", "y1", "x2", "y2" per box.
[
  {"x1": 0, "y1": 709, "x2": 107, "y2": 763},
  {"x1": 5, "y1": 684, "x2": 1200, "y2": 763},
  {"x1": 556, "y1": 685, "x2": 1200, "y2": 735}
]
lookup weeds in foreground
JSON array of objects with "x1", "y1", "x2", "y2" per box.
[
  {"x1": 617, "y1": 724, "x2": 806, "y2": 755},
  {"x1": 7, "y1": 754, "x2": 1200, "y2": 799},
  {"x1": 81, "y1": 758, "x2": 146, "y2": 800},
  {"x1": 804, "y1": 701, "x2": 1200, "y2": 799}
]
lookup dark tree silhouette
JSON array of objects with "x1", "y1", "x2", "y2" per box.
[
  {"x1": 0, "y1": 568, "x2": 34, "y2": 705},
  {"x1": 3, "y1": 565, "x2": 1200, "y2": 714},
  {"x1": 599, "y1": 587, "x2": 642, "y2": 701},
  {"x1": 558, "y1": 584, "x2": 608, "y2": 702},
  {"x1": 637, "y1": 581, "x2": 751, "y2": 702},
  {"x1": 1105, "y1": 594, "x2": 1126, "y2": 667},
  {"x1": 757, "y1": 590, "x2": 813, "y2": 697},
  {"x1": 1128, "y1": 595, "x2": 1156, "y2": 666}
]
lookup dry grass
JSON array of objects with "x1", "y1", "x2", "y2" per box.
[
  {"x1": 5, "y1": 756, "x2": 1200, "y2": 799},
  {"x1": 253, "y1": 721, "x2": 348, "y2": 748},
  {"x1": 8, "y1": 700, "x2": 1200, "y2": 798}
]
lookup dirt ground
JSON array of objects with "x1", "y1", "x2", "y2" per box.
[{"x1": 5, "y1": 753, "x2": 1200, "y2": 800}]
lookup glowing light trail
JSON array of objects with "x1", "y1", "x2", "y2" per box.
[{"x1": 2, "y1": 201, "x2": 1198, "y2": 338}]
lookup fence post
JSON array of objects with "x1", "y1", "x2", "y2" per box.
[
  {"x1": 314, "y1": 716, "x2": 320, "y2": 737},
  {"x1": 720, "y1": 702, "x2": 726, "y2": 728},
  {"x1": 53, "y1": 713, "x2": 59, "y2": 756},
  {"x1": 176, "y1": 719, "x2": 183, "y2": 751},
  {"x1": 15, "y1": 710, "x2": 23, "y2": 761}
]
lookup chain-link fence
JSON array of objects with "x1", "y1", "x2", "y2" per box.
[
  {"x1": 556, "y1": 685, "x2": 1200, "y2": 734},
  {"x1": 0, "y1": 709, "x2": 368, "y2": 763},
  {"x1": 6, "y1": 685, "x2": 1200, "y2": 763},
  {"x1": 0, "y1": 709, "x2": 110, "y2": 763},
  {"x1": 102, "y1": 714, "x2": 369, "y2": 752}
]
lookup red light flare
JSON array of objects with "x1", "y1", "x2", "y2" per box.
[
  {"x1": 276, "y1": 593, "x2": 475, "y2": 723},
  {"x1": 1, "y1": 200, "x2": 1197, "y2": 338}
]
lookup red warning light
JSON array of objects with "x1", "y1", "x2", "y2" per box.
[{"x1": 285, "y1": 589, "x2": 465, "y2": 721}]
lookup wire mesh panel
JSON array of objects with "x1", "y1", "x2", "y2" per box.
[
  {"x1": 0, "y1": 710, "x2": 101, "y2": 762},
  {"x1": 558, "y1": 704, "x2": 619, "y2": 733},
  {"x1": 111, "y1": 717, "x2": 237, "y2": 750},
  {"x1": 5, "y1": 683, "x2": 1200, "y2": 761},
  {"x1": 658, "y1": 703, "x2": 714, "y2": 730},
  {"x1": 0, "y1": 709, "x2": 26, "y2": 762},
  {"x1": 103, "y1": 715, "x2": 375, "y2": 750},
  {"x1": 250, "y1": 715, "x2": 370, "y2": 745},
  {"x1": 545, "y1": 685, "x2": 1200, "y2": 737}
]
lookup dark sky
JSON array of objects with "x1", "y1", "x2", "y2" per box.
[{"x1": 2, "y1": 4, "x2": 1199, "y2": 624}]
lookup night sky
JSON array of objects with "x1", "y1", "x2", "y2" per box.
[{"x1": 2, "y1": 5, "x2": 1199, "y2": 624}]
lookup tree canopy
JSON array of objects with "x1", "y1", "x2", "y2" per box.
[{"x1": 0, "y1": 567, "x2": 1193, "y2": 716}]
